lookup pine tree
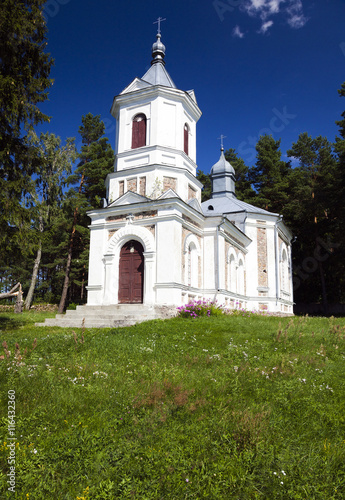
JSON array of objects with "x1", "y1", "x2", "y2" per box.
[
  {"x1": 196, "y1": 170, "x2": 212, "y2": 202},
  {"x1": 287, "y1": 133, "x2": 338, "y2": 310},
  {"x1": 24, "y1": 132, "x2": 76, "y2": 309},
  {"x1": 58, "y1": 114, "x2": 114, "y2": 312},
  {"x1": 224, "y1": 148, "x2": 255, "y2": 202},
  {"x1": 249, "y1": 135, "x2": 291, "y2": 214},
  {"x1": 0, "y1": 0, "x2": 53, "y2": 254},
  {"x1": 333, "y1": 82, "x2": 345, "y2": 302}
]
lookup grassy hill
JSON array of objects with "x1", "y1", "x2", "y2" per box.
[{"x1": 1, "y1": 310, "x2": 345, "y2": 499}]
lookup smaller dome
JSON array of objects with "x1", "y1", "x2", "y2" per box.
[
  {"x1": 151, "y1": 33, "x2": 166, "y2": 66},
  {"x1": 211, "y1": 148, "x2": 235, "y2": 175}
]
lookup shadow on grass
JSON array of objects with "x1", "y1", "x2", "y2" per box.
[{"x1": 0, "y1": 314, "x2": 28, "y2": 332}]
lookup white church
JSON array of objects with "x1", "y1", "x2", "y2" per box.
[
  {"x1": 40, "y1": 28, "x2": 293, "y2": 327},
  {"x1": 85, "y1": 29, "x2": 294, "y2": 316}
]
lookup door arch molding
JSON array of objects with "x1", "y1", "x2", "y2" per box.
[{"x1": 103, "y1": 225, "x2": 155, "y2": 305}]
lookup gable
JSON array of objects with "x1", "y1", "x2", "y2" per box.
[
  {"x1": 157, "y1": 188, "x2": 180, "y2": 200},
  {"x1": 120, "y1": 78, "x2": 152, "y2": 95},
  {"x1": 107, "y1": 190, "x2": 149, "y2": 207}
]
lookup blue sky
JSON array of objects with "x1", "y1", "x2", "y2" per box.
[{"x1": 38, "y1": 0, "x2": 345, "y2": 174}]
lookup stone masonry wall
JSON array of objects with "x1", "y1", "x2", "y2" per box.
[
  {"x1": 257, "y1": 225, "x2": 268, "y2": 287},
  {"x1": 139, "y1": 177, "x2": 146, "y2": 196},
  {"x1": 127, "y1": 178, "x2": 137, "y2": 193},
  {"x1": 188, "y1": 184, "x2": 197, "y2": 199},
  {"x1": 163, "y1": 176, "x2": 177, "y2": 192}
]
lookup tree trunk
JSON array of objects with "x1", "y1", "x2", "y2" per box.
[
  {"x1": 24, "y1": 240, "x2": 42, "y2": 310},
  {"x1": 58, "y1": 237, "x2": 74, "y2": 313},
  {"x1": 58, "y1": 168, "x2": 86, "y2": 313},
  {"x1": 24, "y1": 217, "x2": 44, "y2": 310},
  {"x1": 0, "y1": 283, "x2": 20, "y2": 299},
  {"x1": 81, "y1": 264, "x2": 86, "y2": 301},
  {"x1": 14, "y1": 284, "x2": 23, "y2": 314}
]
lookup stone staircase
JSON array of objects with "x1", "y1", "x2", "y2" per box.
[{"x1": 36, "y1": 304, "x2": 177, "y2": 328}]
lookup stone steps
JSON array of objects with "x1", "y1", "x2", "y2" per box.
[{"x1": 36, "y1": 304, "x2": 176, "y2": 328}]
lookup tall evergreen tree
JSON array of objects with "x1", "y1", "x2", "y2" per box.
[
  {"x1": 287, "y1": 133, "x2": 338, "y2": 310},
  {"x1": 224, "y1": 148, "x2": 255, "y2": 202},
  {"x1": 249, "y1": 134, "x2": 291, "y2": 214},
  {"x1": 0, "y1": 0, "x2": 53, "y2": 255},
  {"x1": 333, "y1": 82, "x2": 345, "y2": 302},
  {"x1": 335, "y1": 82, "x2": 345, "y2": 167},
  {"x1": 196, "y1": 170, "x2": 212, "y2": 202},
  {"x1": 24, "y1": 132, "x2": 76, "y2": 309},
  {"x1": 58, "y1": 114, "x2": 114, "y2": 312}
]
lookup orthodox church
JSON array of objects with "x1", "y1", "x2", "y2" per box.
[{"x1": 84, "y1": 29, "x2": 294, "y2": 317}]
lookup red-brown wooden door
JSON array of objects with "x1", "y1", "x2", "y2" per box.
[{"x1": 118, "y1": 240, "x2": 144, "y2": 303}]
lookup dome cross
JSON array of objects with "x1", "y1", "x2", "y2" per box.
[{"x1": 153, "y1": 16, "x2": 166, "y2": 35}]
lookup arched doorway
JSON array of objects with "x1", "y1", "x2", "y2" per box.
[{"x1": 118, "y1": 240, "x2": 144, "y2": 303}]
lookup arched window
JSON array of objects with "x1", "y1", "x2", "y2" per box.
[
  {"x1": 229, "y1": 254, "x2": 237, "y2": 292},
  {"x1": 132, "y1": 114, "x2": 146, "y2": 149},
  {"x1": 238, "y1": 259, "x2": 245, "y2": 295},
  {"x1": 184, "y1": 123, "x2": 189, "y2": 156},
  {"x1": 281, "y1": 248, "x2": 288, "y2": 292},
  {"x1": 188, "y1": 242, "x2": 198, "y2": 288},
  {"x1": 184, "y1": 233, "x2": 201, "y2": 288}
]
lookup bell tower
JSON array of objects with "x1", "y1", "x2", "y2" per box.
[{"x1": 106, "y1": 25, "x2": 203, "y2": 203}]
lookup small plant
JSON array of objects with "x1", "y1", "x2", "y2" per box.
[{"x1": 177, "y1": 298, "x2": 224, "y2": 318}]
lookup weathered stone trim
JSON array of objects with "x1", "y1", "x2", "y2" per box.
[
  {"x1": 106, "y1": 215, "x2": 126, "y2": 222},
  {"x1": 106, "y1": 210, "x2": 157, "y2": 222},
  {"x1": 257, "y1": 227, "x2": 268, "y2": 287},
  {"x1": 223, "y1": 230, "x2": 244, "y2": 249},
  {"x1": 182, "y1": 214, "x2": 201, "y2": 228}
]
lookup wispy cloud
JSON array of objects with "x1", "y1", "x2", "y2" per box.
[
  {"x1": 258, "y1": 20, "x2": 274, "y2": 34},
  {"x1": 286, "y1": 0, "x2": 308, "y2": 28},
  {"x1": 233, "y1": 25, "x2": 245, "y2": 38},
  {"x1": 243, "y1": 0, "x2": 285, "y2": 20},
  {"x1": 240, "y1": 0, "x2": 308, "y2": 33}
]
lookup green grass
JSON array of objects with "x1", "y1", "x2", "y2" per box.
[{"x1": 1, "y1": 311, "x2": 345, "y2": 499}]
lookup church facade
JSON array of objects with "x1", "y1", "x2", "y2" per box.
[{"x1": 86, "y1": 32, "x2": 294, "y2": 315}]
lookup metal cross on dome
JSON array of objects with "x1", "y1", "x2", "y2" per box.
[
  {"x1": 217, "y1": 135, "x2": 227, "y2": 150},
  {"x1": 153, "y1": 16, "x2": 166, "y2": 35}
]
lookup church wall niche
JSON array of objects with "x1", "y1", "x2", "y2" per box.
[
  {"x1": 139, "y1": 176, "x2": 146, "y2": 196},
  {"x1": 119, "y1": 180, "x2": 124, "y2": 197},
  {"x1": 188, "y1": 184, "x2": 197, "y2": 199},
  {"x1": 182, "y1": 229, "x2": 202, "y2": 288},
  {"x1": 127, "y1": 178, "x2": 137, "y2": 193},
  {"x1": 279, "y1": 241, "x2": 290, "y2": 297},
  {"x1": 163, "y1": 176, "x2": 177, "y2": 192}
]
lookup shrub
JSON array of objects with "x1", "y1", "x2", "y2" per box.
[{"x1": 177, "y1": 298, "x2": 224, "y2": 318}]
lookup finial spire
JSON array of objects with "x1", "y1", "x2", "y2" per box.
[
  {"x1": 153, "y1": 16, "x2": 166, "y2": 35},
  {"x1": 151, "y1": 18, "x2": 167, "y2": 66},
  {"x1": 217, "y1": 134, "x2": 227, "y2": 151}
]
